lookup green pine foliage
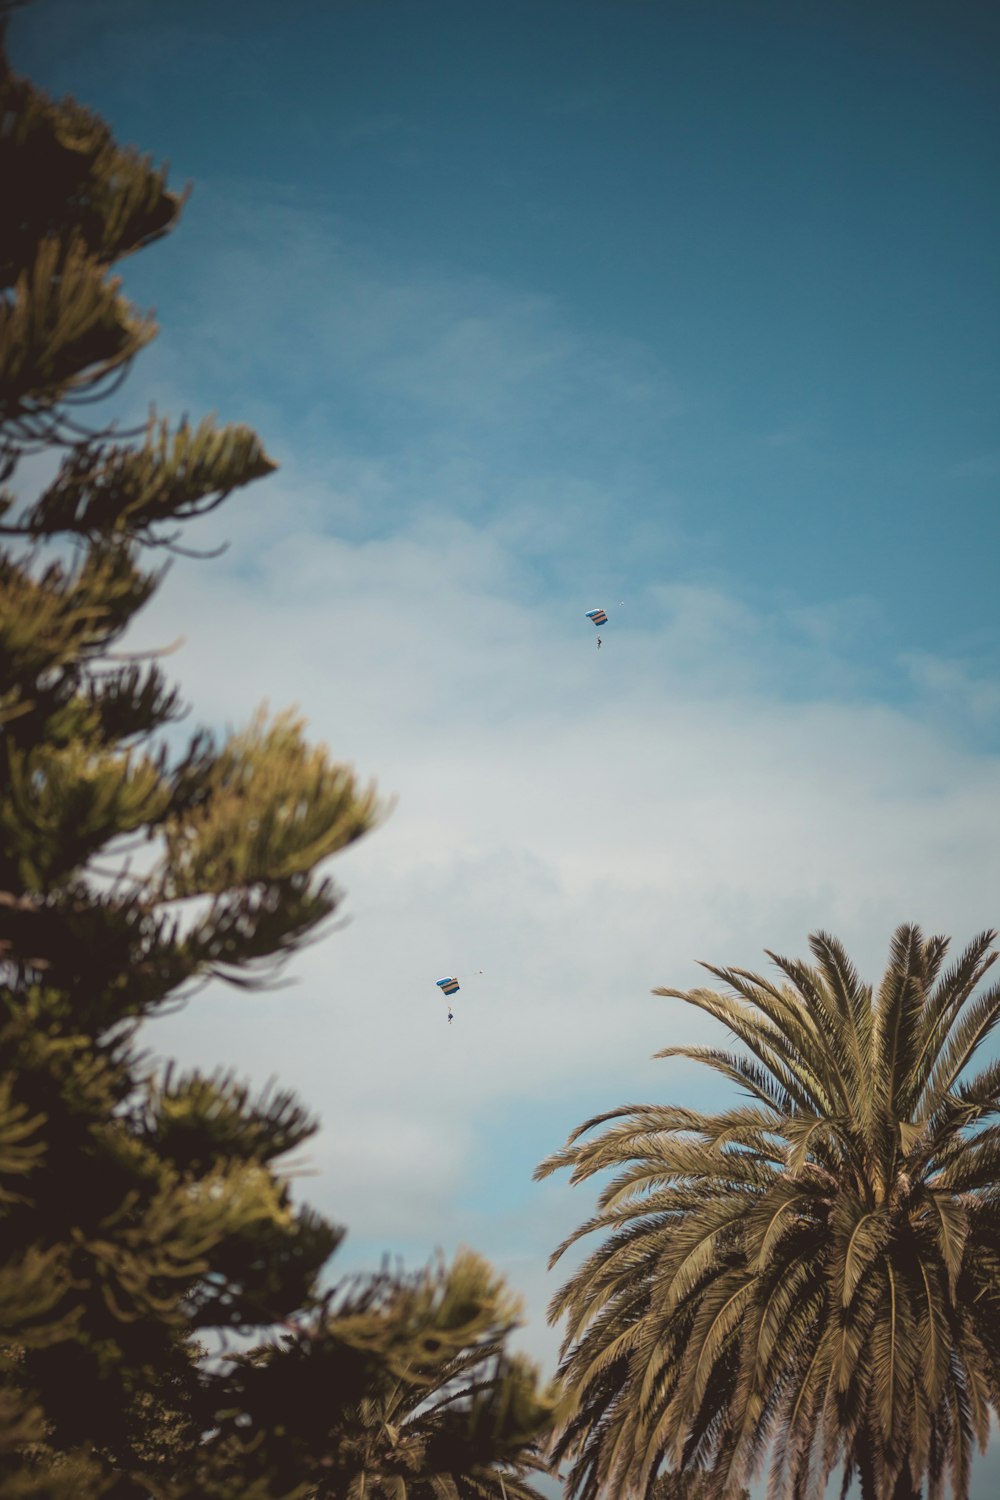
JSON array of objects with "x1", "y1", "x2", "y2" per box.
[
  {"x1": 0, "y1": 22, "x2": 556, "y2": 1499},
  {"x1": 537, "y1": 927, "x2": 1000, "y2": 1500},
  {"x1": 201, "y1": 1249, "x2": 559, "y2": 1500}
]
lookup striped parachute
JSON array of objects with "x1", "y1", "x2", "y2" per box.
[
  {"x1": 586, "y1": 608, "x2": 608, "y2": 627},
  {"x1": 436, "y1": 976, "x2": 460, "y2": 996}
]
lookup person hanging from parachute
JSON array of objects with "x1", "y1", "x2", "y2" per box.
[
  {"x1": 434, "y1": 972, "x2": 484, "y2": 1022},
  {"x1": 437, "y1": 975, "x2": 459, "y2": 1023},
  {"x1": 586, "y1": 607, "x2": 608, "y2": 649}
]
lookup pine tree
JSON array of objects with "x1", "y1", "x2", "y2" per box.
[{"x1": 0, "y1": 17, "x2": 556, "y2": 1497}]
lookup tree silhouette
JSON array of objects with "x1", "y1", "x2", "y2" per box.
[{"x1": 0, "y1": 18, "x2": 556, "y2": 1497}]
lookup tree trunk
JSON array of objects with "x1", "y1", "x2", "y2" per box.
[{"x1": 889, "y1": 1464, "x2": 920, "y2": 1500}]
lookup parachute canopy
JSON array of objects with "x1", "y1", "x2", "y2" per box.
[
  {"x1": 586, "y1": 608, "x2": 608, "y2": 627},
  {"x1": 436, "y1": 976, "x2": 460, "y2": 996}
]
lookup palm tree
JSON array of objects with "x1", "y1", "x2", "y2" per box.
[{"x1": 536, "y1": 926, "x2": 1000, "y2": 1500}]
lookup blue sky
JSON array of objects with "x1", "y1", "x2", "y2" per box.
[
  {"x1": 17, "y1": 0, "x2": 1000, "y2": 700},
  {"x1": 10, "y1": 0, "x2": 1000, "y2": 1492}
]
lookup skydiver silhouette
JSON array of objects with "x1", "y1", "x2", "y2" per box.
[
  {"x1": 447, "y1": 1007, "x2": 454, "y2": 1023},
  {"x1": 597, "y1": 636, "x2": 602, "y2": 648}
]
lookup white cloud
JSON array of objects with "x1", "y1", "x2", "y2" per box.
[
  {"x1": 109, "y1": 192, "x2": 1000, "y2": 1382},
  {"x1": 140, "y1": 477, "x2": 1000, "y2": 1377}
]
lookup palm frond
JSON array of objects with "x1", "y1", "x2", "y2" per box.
[
  {"x1": 910, "y1": 931, "x2": 998, "y2": 1102},
  {"x1": 920, "y1": 980, "x2": 1000, "y2": 1110},
  {"x1": 650, "y1": 1044, "x2": 796, "y2": 1115}
]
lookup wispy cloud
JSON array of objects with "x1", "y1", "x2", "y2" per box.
[
  {"x1": 335, "y1": 113, "x2": 423, "y2": 147},
  {"x1": 902, "y1": 649, "x2": 1000, "y2": 725},
  {"x1": 126, "y1": 183, "x2": 682, "y2": 514}
]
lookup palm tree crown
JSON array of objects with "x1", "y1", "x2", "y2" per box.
[{"x1": 536, "y1": 926, "x2": 1000, "y2": 1500}]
